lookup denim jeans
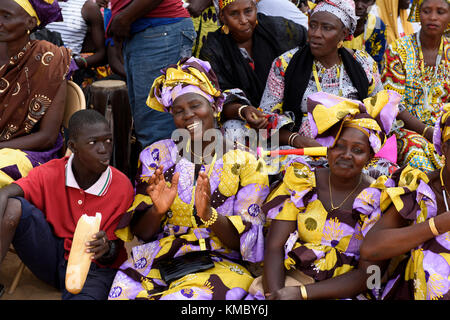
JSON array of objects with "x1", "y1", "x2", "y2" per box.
[{"x1": 123, "y1": 18, "x2": 196, "y2": 148}]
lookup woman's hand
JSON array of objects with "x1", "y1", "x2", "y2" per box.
[
  {"x1": 146, "y1": 166, "x2": 180, "y2": 216},
  {"x1": 242, "y1": 105, "x2": 269, "y2": 130},
  {"x1": 86, "y1": 230, "x2": 110, "y2": 260},
  {"x1": 266, "y1": 286, "x2": 302, "y2": 300},
  {"x1": 194, "y1": 171, "x2": 212, "y2": 221}
]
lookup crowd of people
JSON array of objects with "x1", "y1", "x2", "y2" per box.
[{"x1": 0, "y1": 0, "x2": 449, "y2": 302}]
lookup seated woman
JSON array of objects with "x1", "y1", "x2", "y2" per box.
[
  {"x1": 360, "y1": 104, "x2": 450, "y2": 300},
  {"x1": 0, "y1": 0, "x2": 72, "y2": 187},
  {"x1": 382, "y1": 0, "x2": 450, "y2": 173},
  {"x1": 199, "y1": 0, "x2": 307, "y2": 135},
  {"x1": 250, "y1": 92, "x2": 391, "y2": 300},
  {"x1": 107, "y1": 57, "x2": 270, "y2": 300},
  {"x1": 219, "y1": 0, "x2": 398, "y2": 178}
]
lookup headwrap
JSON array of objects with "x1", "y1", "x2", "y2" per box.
[
  {"x1": 147, "y1": 57, "x2": 224, "y2": 114},
  {"x1": 408, "y1": 0, "x2": 450, "y2": 32},
  {"x1": 13, "y1": 0, "x2": 63, "y2": 27},
  {"x1": 311, "y1": 0, "x2": 357, "y2": 38},
  {"x1": 307, "y1": 90, "x2": 401, "y2": 154},
  {"x1": 433, "y1": 104, "x2": 450, "y2": 155}
]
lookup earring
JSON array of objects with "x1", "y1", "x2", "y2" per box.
[
  {"x1": 27, "y1": 30, "x2": 30, "y2": 35},
  {"x1": 337, "y1": 40, "x2": 344, "y2": 49},
  {"x1": 221, "y1": 24, "x2": 229, "y2": 35},
  {"x1": 256, "y1": 19, "x2": 259, "y2": 26}
]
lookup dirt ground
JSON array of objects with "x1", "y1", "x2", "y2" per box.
[{"x1": 0, "y1": 239, "x2": 138, "y2": 300}]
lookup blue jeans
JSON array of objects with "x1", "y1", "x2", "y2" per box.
[{"x1": 123, "y1": 18, "x2": 196, "y2": 148}]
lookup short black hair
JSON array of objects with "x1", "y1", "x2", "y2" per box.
[{"x1": 68, "y1": 109, "x2": 109, "y2": 141}]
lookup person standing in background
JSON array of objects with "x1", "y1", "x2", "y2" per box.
[
  {"x1": 344, "y1": 0, "x2": 387, "y2": 72},
  {"x1": 107, "y1": 0, "x2": 196, "y2": 149}
]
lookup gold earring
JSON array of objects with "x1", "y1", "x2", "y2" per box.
[
  {"x1": 27, "y1": 30, "x2": 30, "y2": 34},
  {"x1": 337, "y1": 40, "x2": 344, "y2": 49},
  {"x1": 221, "y1": 24, "x2": 229, "y2": 35}
]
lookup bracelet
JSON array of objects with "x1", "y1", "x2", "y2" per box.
[
  {"x1": 288, "y1": 133, "x2": 299, "y2": 147},
  {"x1": 200, "y1": 208, "x2": 218, "y2": 227},
  {"x1": 238, "y1": 105, "x2": 249, "y2": 121},
  {"x1": 428, "y1": 217, "x2": 440, "y2": 237},
  {"x1": 299, "y1": 284, "x2": 308, "y2": 300}
]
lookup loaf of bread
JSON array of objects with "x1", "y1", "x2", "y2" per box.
[{"x1": 65, "y1": 212, "x2": 102, "y2": 294}]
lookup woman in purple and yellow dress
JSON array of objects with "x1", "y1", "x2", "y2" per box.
[
  {"x1": 361, "y1": 104, "x2": 450, "y2": 300},
  {"x1": 108, "y1": 57, "x2": 270, "y2": 300},
  {"x1": 382, "y1": 0, "x2": 450, "y2": 173}
]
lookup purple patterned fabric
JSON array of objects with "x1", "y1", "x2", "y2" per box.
[{"x1": 28, "y1": 0, "x2": 63, "y2": 27}]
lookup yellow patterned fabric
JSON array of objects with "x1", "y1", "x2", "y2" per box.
[
  {"x1": 13, "y1": 0, "x2": 59, "y2": 26},
  {"x1": 376, "y1": 0, "x2": 414, "y2": 44},
  {"x1": 263, "y1": 158, "x2": 387, "y2": 284}
]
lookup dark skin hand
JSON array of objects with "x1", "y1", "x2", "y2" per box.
[{"x1": 86, "y1": 230, "x2": 111, "y2": 260}]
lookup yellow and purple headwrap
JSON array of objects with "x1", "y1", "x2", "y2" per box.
[
  {"x1": 307, "y1": 90, "x2": 402, "y2": 153},
  {"x1": 14, "y1": 0, "x2": 62, "y2": 27},
  {"x1": 433, "y1": 104, "x2": 450, "y2": 155},
  {"x1": 146, "y1": 57, "x2": 224, "y2": 114}
]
